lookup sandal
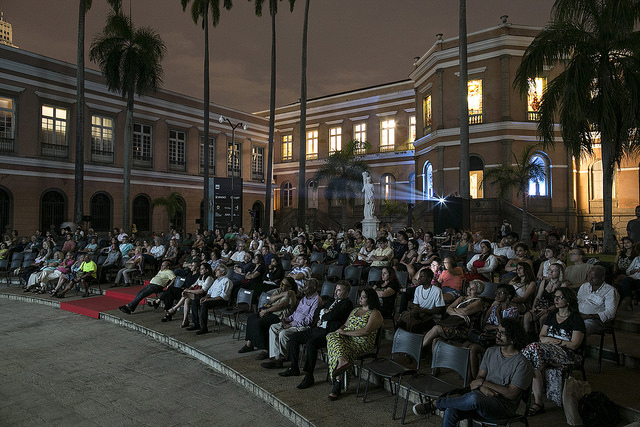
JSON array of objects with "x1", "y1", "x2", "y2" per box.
[
  {"x1": 161, "y1": 314, "x2": 173, "y2": 322},
  {"x1": 528, "y1": 403, "x2": 545, "y2": 416},
  {"x1": 180, "y1": 321, "x2": 190, "y2": 328},
  {"x1": 333, "y1": 362, "x2": 353, "y2": 378}
]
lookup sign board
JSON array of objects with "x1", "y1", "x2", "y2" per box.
[{"x1": 208, "y1": 177, "x2": 242, "y2": 230}]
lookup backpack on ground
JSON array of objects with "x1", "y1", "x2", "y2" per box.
[{"x1": 578, "y1": 391, "x2": 619, "y2": 427}]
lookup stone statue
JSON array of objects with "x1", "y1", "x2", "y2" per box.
[{"x1": 362, "y1": 171, "x2": 375, "y2": 219}]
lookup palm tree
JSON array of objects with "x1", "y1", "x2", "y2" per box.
[
  {"x1": 152, "y1": 192, "x2": 184, "y2": 231},
  {"x1": 296, "y1": 0, "x2": 310, "y2": 229},
  {"x1": 90, "y1": 5, "x2": 167, "y2": 231},
  {"x1": 251, "y1": 0, "x2": 296, "y2": 230},
  {"x1": 314, "y1": 140, "x2": 370, "y2": 229},
  {"x1": 458, "y1": 0, "x2": 470, "y2": 200},
  {"x1": 481, "y1": 144, "x2": 546, "y2": 242},
  {"x1": 514, "y1": 0, "x2": 640, "y2": 253},
  {"x1": 180, "y1": 0, "x2": 233, "y2": 231}
]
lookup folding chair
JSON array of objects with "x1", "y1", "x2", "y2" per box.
[
  {"x1": 344, "y1": 265, "x2": 363, "y2": 286},
  {"x1": 310, "y1": 262, "x2": 325, "y2": 280},
  {"x1": 348, "y1": 285, "x2": 364, "y2": 307},
  {"x1": 367, "y1": 267, "x2": 383, "y2": 285},
  {"x1": 401, "y1": 340, "x2": 470, "y2": 424},
  {"x1": 361, "y1": 328, "x2": 423, "y2": 420},
  {"x1": 214, "y1": 289, "x2": 254, "y2": 337},
  {"x1": 310, "y1": 251, "x2": 325, "y2": 264},
  {"x1": 326, "y1": 264, "x2": 344, "y2": 281},
  {"x1": 320, "y1": 281, "x2": 337, "y2": 298}
]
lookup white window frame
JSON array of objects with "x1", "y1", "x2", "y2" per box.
[
  {"x1": 251, "y1": 145, "x2": 264, "y2": 180},
  {"x1": 91, "y1": 114, "x2": 114, "y2": 162},
  {"x1": 282, "y1": 134, "x2": 293, "y2": 161},
  {"x1": 41, "y1": 104, "x2": 68, "y2": 158},
  {"x1": 306, "y1": 130, "x2": 318, "y2": 160},
  {"x1": 199, "y1": 134, "x2": 216, "y2": 175},
  {"x1": 380, "y1": 119, "x2": 395, "y2": 152},
  {"x1": 168, "y1": 129, "x2": 187, "y2": 171},
  {"x1": 133, "y1": 123, "x2": 153, "y2": 166},
  {"x1": 329, "y1": 126, "x2": 342, "y2": 154},
  {"x1": 0, "y1": 96, "x2": 15, "y2": 152}
]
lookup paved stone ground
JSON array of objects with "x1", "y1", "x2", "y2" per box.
[{"x1": 0, "y1": 299, "x2": 293, "y2": 427}]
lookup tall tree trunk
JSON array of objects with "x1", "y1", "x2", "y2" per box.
[
  {"x1": 264, "y1": 11, "x2": 277, "y2": 229},
  {"x1": 123, "y1": 91, "x2": 134, "y2": 230},
  {"x1": 297, "y1": 0, "x2": 310, "y2": 228},
  {"x1": 203, "y1": 6, "x2": 211, "y2": 230},
  {"x1": 458, "y1": 0, "x2": 470, "y2": 199},
  {"x1": 601, "y1": 139, "x2": 615, "y2": 253},
  {"x1": 522, "y1": 191, "x2": 528, "y2": 244},
  {"x1": 74, "y1": 0, "x2": 86, "y2": 225}
]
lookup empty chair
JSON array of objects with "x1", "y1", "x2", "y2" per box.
[
  {"x1": 321, "y1": 281, "x2": 337, "y2": 298},
  {"x1": 0, "y1": 259, "x2": 9, "y2": 284},
  {"x1": 23, "y1": 252, "x2": 37, "y2": 263},
  {"x1": 344, "y1": 265, "x2": 362, "y2": 286},
  {"x1": 401, "y1": 341, "x2": 471, "y2": 424},
  {"x1": 310, "y1": 251, "x2": 324, "y2": 264},
  {"x1": 367, "y1": 267, "x2": 382, "y2": 285},
  {"x1": 310, "y1": 263, "x2": 325, "y2": 279},
  {"x1": 5, "y1": 257, "x2": 22, "y2": 285},
  {"x1": 326, "y1": 264, "x2": 343, "y2": 281},
  {"x1": 348, "y1": 285, "x2": 364, "y2": 307},
  {"x1": 479, "y1": 281, "x2": 498, "y2": 300},
  {"x1": 361, "y1": 328, "x2": 423, "y2": 420},
  {"x1": 281, "y1": 258, "x2": 292, "y2": 272},
  {"x1": 396, "y1": 271, "x2": 409, "y2": 289},
  {"x1": 215, "y1": 288, "x2": 254, "y2": 337}
]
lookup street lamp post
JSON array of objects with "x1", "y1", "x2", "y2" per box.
[{"x1": 219, "y1": 116, "x2": 247, "y2": 230}]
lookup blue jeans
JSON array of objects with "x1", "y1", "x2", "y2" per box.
[
  {"x1": 436, "y1": 390, "x2": 511, "y2": 427},
  {"x1": 127, "y1": 284, "x2": 163, "y2": 311}
]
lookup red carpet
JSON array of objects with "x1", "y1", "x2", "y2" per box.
[{"x1": 60, "y1": 284, "x2": 149, "y2": 319}]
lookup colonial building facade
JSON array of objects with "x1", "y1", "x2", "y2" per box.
[{"x1": 0, "y1": 44, "x2": 269, "y2": 236}]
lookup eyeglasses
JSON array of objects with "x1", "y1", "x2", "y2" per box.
[{"x1": 554, "y1": 295, "x2": 566, "y2": 300}]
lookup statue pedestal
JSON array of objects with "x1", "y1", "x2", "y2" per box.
[{"x1": 362, "y1": 217, "x2": 380, "y2": 240}]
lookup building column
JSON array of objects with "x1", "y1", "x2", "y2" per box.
[
  {"x1": 437, "y1": 146, "x2": 445, "y2": 196},
  {"x1": 436, "y1": 69, "x2": 444, "y2": 130},
  {"x1": 501, "y1": 139, "x2": 513, "y2": 166},
  {"x1": 566, "y1": 149, "x2": 578, "y2": 235},
  {"x1": 500, "y1": 55, "x2": 511, "y2": 121}
]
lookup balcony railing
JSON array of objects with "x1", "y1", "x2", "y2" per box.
[
  {"x1": 169, "y1": 160, "x2": 186, "y2": 172},
  {"x1": 469, "y1": 113, "x2": 483, "y2": 125},
  {"x1": 0, "y1": 137, "x2": 14, "y2": 152},
  {"x1": 252, "y1": 171, "x2": 264, "y2": 181},
  {"x1": 41, "y1": 143, "x2": 68, "y2": 158},
  {"x1": 91, "y1": 148, "x2": 114, "y2": 163},
  {"x1": 133, "y1": 153, "x2": 152, "y2": 167}
]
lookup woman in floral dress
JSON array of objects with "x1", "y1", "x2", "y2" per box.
[{"x1": 326, "y1": 286, "x2": 383, "y2": 400}]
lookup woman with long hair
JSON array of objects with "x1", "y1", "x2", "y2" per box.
[
  {"x1": 464, "y1": 241, "x2": 497, "y2": 282},
  {"x1": 372, "y1": 266, "x2": 400, "y2": 318},
  {"x1": 508, "y1": 262, "x2": 537, "y2": 313},
  {"x1": 524, "y1": 262, "x2": 564, "y2": 334},
  {"x1": 522, "y1": 287, "x2": 585, "y2": 414},
  {"x1": 164, "y1": 262, "x2": 213, "y2": 326}
]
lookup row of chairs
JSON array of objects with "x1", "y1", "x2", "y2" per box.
[{"x1": 0, "y1": 251, "x2": 38, "y2": 285}]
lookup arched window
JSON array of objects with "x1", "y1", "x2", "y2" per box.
[
  {"x1": 469, "y1": 155, "x2": 484, "y2": 199},
  {"x1": 422, "y1": 161, "x2": 433, "y2": 200},
  {"x1": 40, "y1": 189, "x2": 66, "y2": 232},
  {"x1": 281, "y1": 182, "x2": 293, "y2": 208},
  {"x1": 529, "y1": 153, "x2": 551, "y2": 196},
  {"x1": 90, "y1": 192, "x2": 112, "y2": 232},
  {"x1": 132, "y1": 194, "x2": 152, "y2": 232},
  {"x1": 381, "y1": 174, "x2": 396, "y2": 201},
  {"x1": 0, "y1": 187, "x2": 12, "y2": 235},
  {"x1": 307, "y1": 180, "x2": 318, "y2": 209},
  {"x1": 172, "y1": 196, "x2": 186, "y2": 232},
  {"x1": 408, "y1": 173, "x2": 416, "y2": 204},
  {"x1": 251, "y1": 201, "x2": 264, "y2": 231}
]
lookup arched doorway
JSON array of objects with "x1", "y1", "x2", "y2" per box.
[
  {"x1": 90, "y1": 192, "x2": 112, "y2": 232},
  {"x1": 132, "y1": 194, "x2": 152, "y2": 233},
  {"x1": 469, "y1": 155, "x2": 484, "y2": 199},
  {"x1": 40, "y1": 189, "x2": 66, "y2": 232},
  {"x1": 251, "y1": 201, "x2": 264, "y2": 232}
]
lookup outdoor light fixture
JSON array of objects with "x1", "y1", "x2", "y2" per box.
[
  {"x1": 218, "y1": 115, "x2": 248, "y2": 228},
  {"x1": 438, "y1": 197, "x2": 446, "y2": 204}
]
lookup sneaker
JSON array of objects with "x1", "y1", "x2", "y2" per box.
[
  {"x1": 413, "y1": 402, "x2": 436, "y2": 416},
  {"x1": 119, "y1": 305, "x2": 131, "y2": 315}
]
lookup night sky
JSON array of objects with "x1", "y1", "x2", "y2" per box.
[{"x1": 2, "y1": 0, "x2": 556, "y2": 113}]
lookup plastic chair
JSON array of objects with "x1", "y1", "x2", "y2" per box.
[
  {"x1": 281, "y1": 258, "x2": 292, "y2": 272},
  {"x1": 367, "y1": 267, "x2": 382, "y2": 285},
  {"x1": 597, "y1": 321, "x2": 620, "y2": 373},
  {"x1": 0, "y1": 259, "x2": 9, "y2": 284},
  {"x1": 396, "y1": 271, "x2": 409, "y2": 288},
  {"x1": 401, "y1": 340, "x2": 471, "y2": 424},
  {"x1": 361, "y1": 328, "x2": 423, "y2": 419},
  {"x1": 344, "y1": 265, "x2": 362, "y2": 286},
  {"x1": 215, "y1": 288, "x2": 254, "y2": 337},
  {"x1": 310, "y1": 251, "x2": 324, "y2": 264},
  {"x1": 5, "y1": 257, "x2": 22, "y2": 285},
  {"x1": 310, "y1": 263, "x2": 325, "y2": 279},
  {"x1": 326, "y1": 264, "x2": 343, "y2": 281},
  {"x1": 23, "y1": 252, "x2": 37, "y2": 263},
  {"x1": 320, "y1": 281, "x2": 337, "y2": 298},
  {"x1": 348, "y1": 285, "x2": 364, "y2": 307},
  {"x1": 479, "y1": 282, "x2": 498, "y2": 300}
]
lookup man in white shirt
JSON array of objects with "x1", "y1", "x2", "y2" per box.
[
  {"x1": 398, "y1": 268, "x2": 445, "y2": 333},
  {"x1": 577, "y1": 265, "x2": 619, "y2": 335},
  {"x1": 194, "y1": 265, "x2": 232, "y2": 335},
  {"x1": 230, "y1": 241, "x2": 247, "y2": 263}
]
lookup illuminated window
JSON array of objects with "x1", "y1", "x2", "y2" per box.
[
  {"x1": 527, "y1": 77, "x2": 546, "y2": 121},
  {"x1": 41, "y1": 105, "x2": 68, "y2": 158},
  {"x1": 199, "y1": 134, "x2": 216, "y2": 174},
  {"x1": 329, "y1": 126, "x2": 342, "y2": 154},
  {"x1": 133, "y1": 123, "x2": 152, "y2": 165},
  {"x1": 469, "y1": 155, "x2": 484, "y2": 199},
  {"x1": 380, "y1": 119, "x2": 395, "y2": 152},
  {"x1": 409, "y1": 172, "x2": 416, "y2": 204},
  {"x1": 251, "y1": 146, "x2": 264, "y2": 180},
  {"x1": 282, "y1": 181, "x2": 293, "y2": 208},
  {"x1": 227, "y1": 140, "x2": 241, "y2": 177},
  {"x1": 409, "y1": 115, "x2": 416, "y2": 148},
  {"x1": 354, "y1": 123, "x2": 367, "y2": 154},
  {"x1": 528, "y1": 153, "x2": 550, "y2": 196},
  {"x1": 282, "y1": 134, "x2": 292, "y2": 161},
  {"x1": 306, "y1": 130, "x2": 318, "y2": 160},
  {"x1": 381, "y1": 174, "x2": 396, "y2": 200},
  {"x1": 168, "y1": 130, "x2": 186, "y2": 171},
  {"x1": 423, "y1": 95, "x2": 432, "y2": 133},
  {"x1": 0, "y1": 96, "x2": 15, "y2": 152},
  {"x1": 468, "y1": 79, "x2": 483, "y2": 124},
  {"x1": 423, "y1": 161, "x2": 433, "y2": 200},
  {"x1": 91, "y1": 115, "x2": 114, "y2": 162}
]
